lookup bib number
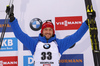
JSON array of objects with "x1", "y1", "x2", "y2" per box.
[{"x1": 41, "y1": 52, "x2": 52, "y2": 60}]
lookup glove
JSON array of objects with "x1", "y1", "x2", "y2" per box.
[{"x1": 6, "y1": 4, "x2": 15, "y2": 22}]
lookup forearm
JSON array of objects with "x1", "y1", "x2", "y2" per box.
[
  {"x1": 9, "y1": 18, "x2": 33, "y2": 50},
  {"x1": 69, "y1": 21, "x2": 89, "y2": 43},
  {"x1": 9, "y1": 18, "x2": 24, "y2": 38}
]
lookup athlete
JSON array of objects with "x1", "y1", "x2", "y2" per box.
[{"x1": 7, "y1": 5, "x2": 90, "y2": 66}]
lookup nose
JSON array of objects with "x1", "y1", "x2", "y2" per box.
[{"x1": 47, "y1": 30, "x2": 50, "y2": 33}]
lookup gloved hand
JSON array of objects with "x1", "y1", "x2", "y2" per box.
[
  {"x1": 6, "y1": 4, "x2": 15, "y2": 22},
  {"x1": 85, "y1": 10, "x2": 96, "y2": 25}
]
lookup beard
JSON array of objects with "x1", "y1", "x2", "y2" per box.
[{"x1": 44, "y1": 33, "x2": 52, "y2": 40}]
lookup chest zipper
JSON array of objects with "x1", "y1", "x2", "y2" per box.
[{"x1": 47, "y1": 39, "x2": 48, "y2": 43}]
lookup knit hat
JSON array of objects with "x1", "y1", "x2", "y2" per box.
[{"x1": 41, "y1": 22, "x2": 55, "y2": 35}]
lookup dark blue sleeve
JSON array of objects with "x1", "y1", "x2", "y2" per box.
[
  {"x1": 57, "y1": 21, "x2": 88, "y2": 55},
  {"x1": 9, "y1": 18, "x2": 38, "y2": 55}
]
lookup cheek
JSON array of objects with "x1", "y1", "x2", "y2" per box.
[
  {"x1": 50, "y1": 31, "x2": 53, "y2": 35},
  {"x1": 42, "y1": 31, "x2": 48, "y2": 36},
  {"x1": 43, "y1": 31, "x2": 47, "y2": 34}
]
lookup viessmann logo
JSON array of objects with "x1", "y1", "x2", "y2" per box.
[
  {"x1": 0, "y1": 56, "x2": 18, "y2": 66},
  {"x1": 55, "y1": 16, "x2": 82, "y2": 30},
  {"x1": 0, "y1": 61, "x2": 17, "y2": 65}
]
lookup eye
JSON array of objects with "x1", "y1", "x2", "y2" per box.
[
  {"x1": 44, "y1": 28, "x2": 47, "y2": 31},
  {"x1": 49, "y1": 29, "x2": 53, "y2": 31}
]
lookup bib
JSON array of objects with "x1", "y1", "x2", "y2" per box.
[{"x1": 33, "y1": 41, "x2": 61, "y2": 66}]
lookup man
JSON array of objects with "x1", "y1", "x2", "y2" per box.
[{"x1": 8, "y1": 5, "x2": 89, "y2": 66}]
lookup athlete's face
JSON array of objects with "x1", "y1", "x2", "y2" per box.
[{"x1": 42, "y1": 27, "x2": 53, "y2": 40}]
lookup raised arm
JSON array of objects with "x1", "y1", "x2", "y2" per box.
[
  {"x1": 57, "y1": 21, "x2": 88, "y2": 55},
  {"x1": 6, "y1": 5, "x2": 38, "y2": 55},
  {"x1": 9, "y1": 18, "x2": 38, "y2": 55}
]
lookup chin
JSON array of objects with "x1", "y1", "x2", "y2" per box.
[
  {"x1": 46, "y1": 37, "x2": 51, "y2": 40},
  {"x1": 46, "y1": 37, "x2": 50, "y2": 40}
]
